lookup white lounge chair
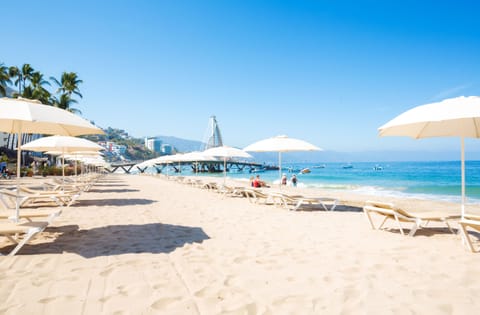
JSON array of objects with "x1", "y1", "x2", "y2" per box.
[
  {"x1": 0, "y1": 208, "x2": 61, "y2": 224},
  {"x1": 270, "y1": 192, "x2": 338, "y2": 211},
  {"x1": 242, "y1": 188, "x2": 276, "y2": 205},
  {"x1": 459, "y1": 214, "x2": 480, "y2": 252},
  {"x1": 2, "y1": 187, "x2": 79, "y2": 208},
  {"x1": 0, "y1": 221, "x2": 48, "y2": 256},
  {"x1": 363, "y1": 200, "x2": 460, "y2": 236}
]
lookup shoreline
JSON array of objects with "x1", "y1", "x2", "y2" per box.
[{"x1": 158, "y1": 173, "x2": 480, "y2": 214}]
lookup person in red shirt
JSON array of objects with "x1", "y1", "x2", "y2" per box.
[{"x1": 253, "y1": 175, "x2": 269, "y2": 188}]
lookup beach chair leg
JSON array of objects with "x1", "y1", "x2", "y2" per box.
[
  {"x1": 394, "y1": 215, "x2": 405, "y2": 236},
  {"x1": 329, "y1": 200, "x2": 337, "y2": 211},
  {"x1": 7, "y1": 226, "x2": 43, "y2": 256},
  {"x1": 291, "y1": 200, "x2": 303, "y2": 211},
  {"x1": 320, "y1": 202, "x2": 328, "y2": 211},
  {"x1": 459, "y1": 224, "x2": 476, "y2": 252},
  {"x1": 408, "y1": 222, "x2": 419, "y2": 236},
  {"x1": 364, "y1": 210, "x2": 379, "y2": 230},
  {"x1": 377, "y1": 216, "x2": 388, "y2": 230}
]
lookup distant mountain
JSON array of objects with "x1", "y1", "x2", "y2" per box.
[
  {"x1": 152, "y1": 135, "x2": 480, "y2": 162},
  {"x1": 154, "y1": 135, "x2": 204, "y2": 153}
]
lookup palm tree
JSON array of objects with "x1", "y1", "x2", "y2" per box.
[
  {"x1": 30, "y1": 71, "x2": 51, "y2": 104},
  {"x1": 0, "y1": 63, "x2": 11, "y2": 96},
  {"x1": 50, "y1": 72, "x2": 83, "y2": 98},
  {"x1": 8, "y1": 64, "x2": 34, "y2": 94},
  {"x1": 20, "y1": 64, "x2": 34, "y2": 92},
  {"x1": 52, "y1": 93, "x2": 82, "y2": 115},
  {"x1": 8, "y1": 66, "x2": 20, "y2": 93}
]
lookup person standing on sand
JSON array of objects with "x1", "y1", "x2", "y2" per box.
[
  {"x1": 291, "y1": 174, "x2": 297, "y2": 187},
  {"x1": 281, "y1": 174, "x2": 287, "y2": 185}
]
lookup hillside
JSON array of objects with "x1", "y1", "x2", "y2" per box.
[{"x1": 154, "y1": 135, "x2": 204, "y2": 153}]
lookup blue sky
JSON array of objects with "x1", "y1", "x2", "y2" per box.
[{"x1": 2, "y1": 0, "x2": 480, "y2": 156}]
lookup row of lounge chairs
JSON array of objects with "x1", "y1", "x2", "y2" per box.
[
  {"x1": 363, "y1": 200, "x2": 480, "y2": 252},
  {"x1": 153, "y1": 175, "x2": 480, "y2": 253},
  {"x1": 168, "y1": 176, "x2": 339, "y2": 212},
  {"x1": 0, "y1": 173, "x2": 103, "y2": 256}
]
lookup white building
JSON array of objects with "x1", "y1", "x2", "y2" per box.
[{"x1": 145, "y1": 137, "x2": 162, "y2": 153}]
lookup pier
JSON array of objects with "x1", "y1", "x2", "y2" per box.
[
  {"x1": 152, "y1": 160, "x2": 265, "y2": 174},
  {"x1": 105, "y1": 160, "x2": 270, "y2": 174}
]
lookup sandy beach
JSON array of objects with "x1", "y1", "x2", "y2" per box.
[{"x1": 1, "y1": 173, "x2": 480, "y2": 314}]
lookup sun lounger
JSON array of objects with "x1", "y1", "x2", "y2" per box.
[
  {"x1": 269, "y1": 192, "x2": 338, "y2": 211},
  {"x1": 0, "y1": 208, "x2": 61, "y2": 224},
  {"x1": 363, "y1": 200, "x2": 460, "y2": 236},
  {"x1": 242, "y1": 188, "x2": 276, "y2": 205},
  {"x1": 201, "y1": 182, "x2": 219, "y2": 190},
  {"x1": 1, "y1": 188, "x2": 79, "y2": 208},
  {"x1": 458, "y1": 214, "x2": 480, "y2": 252},
  {"x1": 45, "y1": 178, "x2": 91, "y2": 192},
  {"x1": 217, "y1": 185, "x2": 246, "y2": 198},
  {"x1": 0, "y1": 221, "x2": 48, "y2": 256}
]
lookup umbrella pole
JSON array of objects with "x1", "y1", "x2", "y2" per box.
[
  {"x1": 279, "y1": 152, "x2": 282, "y2": 188},
  {"x1": 62, "y1": 149, "x2": 65, "y2": 184},
  {"x1": 15, "y1": 131, "x2": 22, "y2": 222},
  {"x1": 461, "y1": 137, "x2": 465, "y2": 218},
  {"x1": 224, "y1": 157, "x2": 227, "y2": 186}
]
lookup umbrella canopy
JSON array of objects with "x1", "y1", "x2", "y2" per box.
[
  {"x1": 0, "y1": 97, "x2": 104, "y2": 136},
  {"x1": 244, "y1": 135, "x2": 321, "y2": 185},
  {"x1": 203, "y1": 146, "x2": 252, "y2": 184},
  {"x1": 22, "y1": 135, "x2": 103, "y2": 178},
  {"x1": 244, "y1": 135, "x2": 321, "y2": 152},
  {"x1": 0, "y1": 97, "x2": 104, "y2": 221},
  {"x1": 378, "y1": 96, "x2": 480, "y2": 217},
  {"x1": 203, "y1": 146, "x2": 252, "y2": 159},
  {"x1": 22, "y1": 135, "x2": 103, "y2": 153},
  {"x1": 180, "y1": 151, "x2": 216, "y2": 162}
]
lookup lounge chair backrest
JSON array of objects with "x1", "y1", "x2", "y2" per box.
[
  {"x1": 365, "y1": 200, "x2": 395, "y2": 209},
  {"x1": 365, "y1": 200, "x2": 413, "y2": 218}
]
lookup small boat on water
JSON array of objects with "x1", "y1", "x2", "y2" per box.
[
  {"x1": 373, "y1": 165, "x2": 383, "y2": 171},
  {"x1": 342, "y1": 164, "x2": 353, "y2": 169},
  {"x1": 313, "y1": 164, "x2": 326, "y2": 169},
  {"x1": 300, "y1": 168, "x2": 311, "y2": 174},
  {"x1": 249, "y1": 167, "x2": 266, "y2": 173}
]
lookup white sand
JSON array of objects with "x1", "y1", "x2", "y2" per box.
[{"x1": 1, "y1": 174, "x2": 480, "y2": 314}]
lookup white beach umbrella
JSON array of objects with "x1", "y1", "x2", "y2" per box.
[
  {"x1": 23, "y1": 135, "x2": 103, "y2": 178},
  {"x1": 48, "y1": 151, "x2": 104, "y2": 176},
  {"x1": 203, "y1": 146, "x2": 252, "y2": 184},
  {"x1": 0, "y1": 97, "x2": 104, "y2": 221},
  {"x1": 180, "y1": 151, "x2": 215, "y2": 162},
  {"x1": 379, "y1": 95, "x2": 480, "y2": 217},
  {"x1": 180, "y1": 151, "x2": 217, "y2": 175},
  {"x1": 244, "y1": 135, "x2": 321, "y2": 185},
  {"x1": 22, "y1": 135, "x2": 103, "y2": 153}
]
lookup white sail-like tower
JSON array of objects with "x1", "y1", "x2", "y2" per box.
[{"x1": 202, "y1": 115, "x2": 223, "y2": 150}]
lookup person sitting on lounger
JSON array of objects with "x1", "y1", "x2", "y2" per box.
[{"x1": 253, "y1": 175, "x2": 269, "y2": 188}]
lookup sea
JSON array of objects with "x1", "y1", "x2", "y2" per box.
[{"x1": 142, "y1": 160, "x2": 480, "y2": 204}]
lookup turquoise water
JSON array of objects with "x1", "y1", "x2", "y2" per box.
[{"x1": 143, "y1": 161, "x2": 480, "y2": 204}]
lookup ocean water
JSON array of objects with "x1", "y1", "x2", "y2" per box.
[{"x1": 144, "y1": 160, "x2": 480, "y2": 204}]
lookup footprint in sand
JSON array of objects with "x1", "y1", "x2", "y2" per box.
[
  {"x1": 223, "y1": 275, "x2": 254, "y2": 290},
  {"x1": 220, "y1": 302, "x2": 261, "y2": 315},
  {"x1": 150, "y1": 296, "x2": 183, "y2": 310},
  {"x1": 99, "y1": 268, "x2": 114, "y2": 277},
  {"x1": 38, "y1": 296, "x2": 56, "y2": 304}
]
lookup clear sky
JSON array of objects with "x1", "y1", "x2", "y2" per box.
[{"x1": 2, "y1": 0, "x2": 480, "y2": 156}]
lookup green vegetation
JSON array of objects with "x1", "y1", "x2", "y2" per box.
[
  {"x1": 0, "y1": 61, "x2": 85, "y2": 150},
  {"x1": 1, "y1": 62, "x2": 159, "y2": 162}
]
